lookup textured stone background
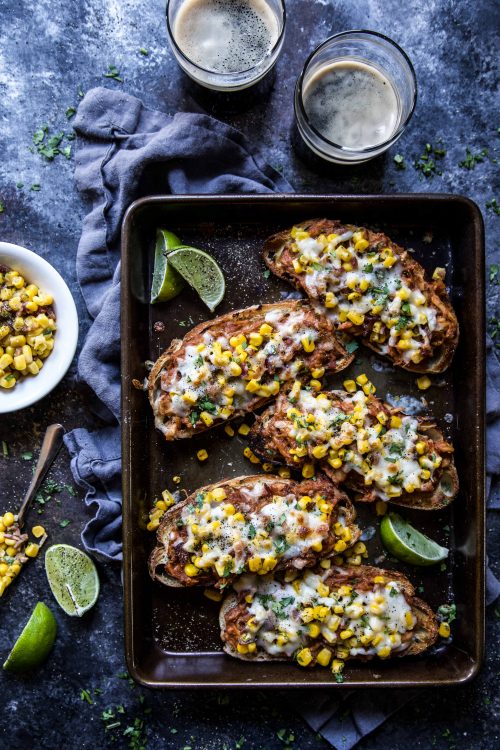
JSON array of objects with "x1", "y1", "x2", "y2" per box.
[{"x1": 0, "y1": 0, "x2": 499, "y2": 748}]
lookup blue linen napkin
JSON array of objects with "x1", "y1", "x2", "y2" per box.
[{"x1": 64, "y1": 87, "x2": 500, "y2": 750}]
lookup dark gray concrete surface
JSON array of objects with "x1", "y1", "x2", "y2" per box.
[{"x1": 0, "y1": 1, "x2": 499, "y2": 748}]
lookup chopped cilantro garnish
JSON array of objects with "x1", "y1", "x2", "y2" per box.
[
  {"x1": 437, "y1": 603, "x2": 457, "y2": 623},
  {"x1": 364, "y1": 263, "x2": 373, "y2": 272},
  {"x1": 486, "y1": 198, "x2": 500, "y2": 215},
  {"x1": 139, "y1": 47, "x2": 149, "y2": 56},
  {"x1": 65, "y1": 106, "x2": 76, "y2": 119},
  {"x1": 490, "y1": 264, "x2": 499, "y2": 283},
  {"x1": 459, "y1": 148, "x2": 488, "y2": 170},
  {"x1": 59, "y1": 519, "x2": 71, "y2": 528},
  {"x1": 189, "y1": 411, "x2": 199, "y2": 426},
  {"x1": 345, "y1": 340, "x2": 359, "y2": 354},
  {"x1": 104, "y1": 64, "x2": 123, "y2": 82},
  {"x1": 247, "y1": 523, "x2": 256, "y2": 539},
  {"x1": 263, "y1": 269, "x2": 271, "y2": 279},
  {"x1": 393, "y1": 153, "x2": 406, "y2": 170}
]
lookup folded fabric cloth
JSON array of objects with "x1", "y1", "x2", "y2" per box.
[{"x1": 64, "y1": 87, "x2": 500, "y2": 750}]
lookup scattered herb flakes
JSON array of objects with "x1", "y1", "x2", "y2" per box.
[
  {"x1": 345, "y1": 340, "x2": 359, "y2": 354},
  {"x1": 459, "y1": 147, "x2": 488, "y2": 170},
  {"x1": 31, "y1": 183, "x2": 41, "y2": 192},
  {"x1": 0, "y1": 200, "x2": 4, "y2": 213},
  {"x1": 393, "y1": 153, "x2": 406, "y2": 170},
  {"x1": 104, "y1": 65, "x2": 123, "y2": 82},
  {"x1": 139, "y1": 47, "x2": 149, "y2": 56},
  {"x1": 277, "y1": 729, "x2": 295, "y2": 744},
  {"x1": 437, "y1": 602, "x2": 457, "y2": 623},
  {"x1": 78, "y1": 87, "x2": 85, "y2": 98},
  {"x1": 170, "y1": 728, "x2": 178, "y2": 734},
  {"x1": 16, "y1": 182, "x2": 24, "y2": 188},
  {"x1": 414, "y1": 142, "x2": 446, "y2": 178},
  {"x1": 486, "y1": 198, "x2": 500, "y2": 215},
  {"x1": 489, "y1": 317, "x2": 500, "y2": 345},
  {"x1": 334, "y1": 672, "x2": 345, "y2": 683},
  {"x1": 21, "y1": 451, "x2": 33, "y2": 460},
  {"x1": 65, "y1": 106, "x2": 76, "y2": 119},
  {"x1": 34, "y1": 478, "x2": 67, "y2": 514},
  {"x1": 235, "y1": 738, "x2": 246, "y2": 749},
  {"x1": 60, "y1": 145, "x2": 72, "y2": 160},
  {"x1": 32, "y1": 125, "x2": 69, "y2": 161},
  {"x1": 59, "y1": 519, "x2": 72, "y2": 528},
  {"x1": 80, "y1": 688, "x2": 94, "y2": 705},
  {"x1": 490, "y1": 264, "x2": 499, "y2": 284},
  {"x1": 263, "y1": 269, "x2": 271, "y2": 279},
  {"x1": 2, "y1": 441, "x2": 9, "y2": 457}
]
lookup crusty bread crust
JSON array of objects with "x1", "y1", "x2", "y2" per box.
[
  {"x1": 149, "y1": 473, "x2": 359, "y2": 588},
  {"x1": 148, "y1": 300, "x2": 353, "y2": 440},
  {"x1": 249, "y1": 390, "x2": 458, "y2": 511},
  {"x1": 220, "y1": 564, "x2": 438, "y2": 662},
  {"x1": 263, "y1": 219, "x2": 459, "y2": 373}
]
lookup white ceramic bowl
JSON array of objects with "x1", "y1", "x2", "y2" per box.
[{"x1": 0, "y1": 242, "x2": 79, "y2": 413}]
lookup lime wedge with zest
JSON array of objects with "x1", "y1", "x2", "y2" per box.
[
  {"x1": 168, "y1": 246, "x2": 225, "y2": 312},
  {"x1": 380, "y1": 512, "x2": 449, "y2": 566},
  {"x1": 45, "y1": 544, "x2": 100, "y2": 617},
  {"x1": 150, "y1": 228, "x2": 185, "y2": 303},
  {"x1": 3, "y1": 602, "x2": 57, "y2": 673}
]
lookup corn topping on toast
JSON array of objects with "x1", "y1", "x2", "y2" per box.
[
  {"x1": 220, "y1": 565, "x2": 438, "y2": 666},
  {"x1": 149, "y1": 474, "x2": 360, "y2": 588},
  {"x1": 263, "y1": 219, "x2": 459, "y2": 373},
  {"x1": 148, "y1": 300, "x2": 353, "y2": 440},
  {"x1": 249, "y1": 381, "x2": 458, "y2": 510}
]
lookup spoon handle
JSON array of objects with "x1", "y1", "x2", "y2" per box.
[{"x1": 17, "y1": 424, "x2": 66, "y2": 527}]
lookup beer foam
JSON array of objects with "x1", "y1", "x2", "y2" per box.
[
  {"x1": 303, "y1": 61, "x2": 400, "y2": 149},
  {"x1": 172, "y1": 0, "x2": 280, "y2": 74}
]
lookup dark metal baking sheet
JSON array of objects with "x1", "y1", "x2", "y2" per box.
[{"x1": 121, "y1": 194, "x2": 485, "y2": 688}]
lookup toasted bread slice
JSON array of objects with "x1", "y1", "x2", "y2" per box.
[
  {"x1": 148, "y1": 300, "x2": 353, "y2": 440},
  {"x1": 263, "y1": 219, "x2": 459, "y2": 373},
  {"x1": 149, "y1": 474, "x2": 360, "y2": 588},
  {"x1": 220, "y1": 565, "x2": 438, "y2": 664},
  {"x1": 249, "y1": 384, "x2": 458, "y2": 510}
]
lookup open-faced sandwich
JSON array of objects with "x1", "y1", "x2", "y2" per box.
[
  {"x1": 148, "y1": 300, "x2": 353, "y2": 440},
  {"x1": 263, "y1": 219, "x2": 459, "y2": 373},
  {"x1": 149, "y1": 474, "x2": 360, "y2": 588},
  {"x1": 249, "y1": 379, "x2": 458, "y2": 510},
  {"x1": 220, "y1": 565, "x2": 438, "y2": 669}
]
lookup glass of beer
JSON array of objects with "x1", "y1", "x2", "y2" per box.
[
  {"x1": 166, "y1": 0, "x2": 286, "y2": 91},
  {"x1": 294, "y1": 31, "x2": 417, "y2": 164}
]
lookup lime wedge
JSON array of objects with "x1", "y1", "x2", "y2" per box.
[
  {"x1": 168, "y1": 246, "x2": 225, "y2": 312},
  {"x1": 45, "y1": 544, "x2": 100, "y2": 617},
  {"x1": 3, "y1": 602, "x2": 57, "y2": 673},
  {"x1": 380, "y1": 512, "x2": 449, "y2": 566},
  {"x1": 150, "y1": 228, "x2": 185, "y2": 303}
]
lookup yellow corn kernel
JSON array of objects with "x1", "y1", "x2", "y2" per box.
[
  {"x1": 390, "y1": 415, "x2": 402, "y2": 429},
  {"x1": 262, "y1": 462, "x2": 273, "y2": 472},
  {"x1": 229, "y1": 334, "x2": 246, "y2": 348},
  {"x1": 203, "y1": 588, "x2": 223, "y2": 602},
  {"x1": 300, "y1": 607, "x2": 315, "y2": 623},
  {"x1": 296, "y1": 648, "x2": 313, "y2": 667},
  {"x1": 309, "y1": 379, "x2": 322, "y2": 391},
  {"x1": 308, "y1": 622, "x2": 321, "y2": 638},
  {"x1": 278, "y1": 467, "x2": 291, "y2": 478},
  {"x1": 356, "y1": 373, "x2": 368, "y2": 386},
  {"x1": 249, "y1": 332, "x2": 263, "y2": 347},
  {"x1": 3, "y1": 512, "x2": 15, "y2": 528},
  {"x1": 353, "y1": 542, "x2": 366, "y2": 555},
  {"x1": 383, "y1": 256, "x2": 397, "y2": 268},
  {"x1": 238, "y1": 423, "x2": 250, "y2": 436},
  {"x1": 259, "y1": 323, "x2": 273, "y2": 336},
  {"x1": 420, "y1": 469, "x2": 431, "y2": 480},
  {"x1": 224, "y1": 425, "x2": 235, "y2": 437},
  {"x1": 349, "y1": 554, "x2": 362, "y2": 566},
  {"x1": 0, "y1": 353, "x2": 13, "y2": 370},
  {"x1": 311, "y1": 367, "x2": 325, "y2": 379},
  {"x1": 339, "y1": 629, "x2": 353, "y2": 640},
  {"x1": 320, "y1": 559, "x2": 331, "y2": 570},
  {"x1": 236, "y1": 643, "x2": 249, "y2": 654},
  {"x1": 331, "y1": 659, "x2": 344, "y2": 674},
  {"x1": 405, "y1": 611, "x2": 415, "y2": 629},
  {"x1": 316, "y1": 648, "x2": 332, "y2": 667},
  {"x1": 301, "y1": 336, "x2": 315, "y2": 353},
  {"x1": 354, "y1": 239, "x2": 370, "y2": 252},
  {"x1": 347, "y1": 311, "x2": 365, "y2": 326},
  {"x1": 317, "y1": 582, "x2": 329, "y2": 597},
  {"x1": 248, "y1": 557, "x2": 261, "y2": 573},
  {"x1": 182, "y1": 391, "x2": 197, "y2": 404},
  {"x1": 416, "y1": 375, "x2": 431, "y2": 390},
  {"x1": 302, "y1": 463, "x2": 315, "y2": 479},
  {"x1": 324, "y1": 292, "x2": 338, "y2": 308},
  {"x1": 200, "y1": 411, "x2": 214, "y2": 427},
  {"x1": 292, "y1": 258, "x2": 304, "y2": 273},
  {"x1": 184, "y1": 564, "x2": 199, "y2": 577},
  {"x1": 378, "y1": 646, "x2": 391, "y2": 658},
  {"x1": 343, "y1": 379, "x2": 356, "y2": 393},
  {"x1": 439, "y1": 622, "x2": 450, "y2": 638},
  {"x1": 375, "y1": 500, "x2": 387, "y2": 516},
  {"x1": 245, "y1": 379, "x2": 260, "y2": 393},
  {"x1": 334, "y1": 540, "x2": 347, "y2": 553},
  {"x1": 311, "y1": 444, "x2": 328, "y2": 459},
  {"x1": 373, "y1": 576, "x2": 386, "y2": 584},
  {"x1": 197, "y1": 449, "x2": 208, "y2": 462},
  {"x1": 25, "y1": 543, "x2": 40, "y2": 558},
  {"x1": 0, "y1": 563, "x2": 8, "y2": 575},
  {"x1": 415, "y1": 441, "x2": 426, "y2": 455},
  {"x1": 228, "y1": 361, "x2": 242, "y2": 376}
]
